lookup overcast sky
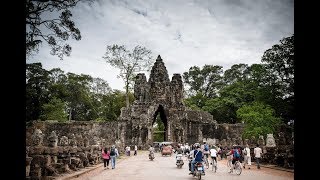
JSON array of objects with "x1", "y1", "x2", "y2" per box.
[{"x1": 29, "y1": 0, "x2": 294, "y2": 91}]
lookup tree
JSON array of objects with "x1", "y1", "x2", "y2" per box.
[
  {"x1": 102, "y1": 45, "x2": 153, "y2": 107},
  {"x1": 236, "y1": 102, "x2": 282, "y2": 139},
  {"x1": 40, "y1": 97, "x2": 68, "y2": 121},
  {"x1": 260, "y1": 35, "x2": 294, "y2": 122},
  {"x1": 26, "y1": 0, "x2": 92, "y2": 60},
  {"x1": 183, "y1": 65, "x2": 224, "y2": 98},
  {"x1": 26, "y1": 63, "x2": 51, "y2": 121},
  {"x1": 65, "y1": 73, "x2": 93, "y2": 120},
  {"x1": 223, "y1": 63, "x2": 249, "y2": 85},
  {"x1": 261, "y1": 34, "x2": 294, "y2": 98}
]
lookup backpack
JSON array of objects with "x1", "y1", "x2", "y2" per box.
[
  {"x1": 110, "y1": 148, "x2": 116, "y2": 156},
  {"x1": 233, "y1": 149, "x2": 240, "y2": 158},
  {"x1": 204, "y1": 144, "x2": 209, "y2": 151}
]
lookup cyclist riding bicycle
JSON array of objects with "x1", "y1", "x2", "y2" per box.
[
  {"x1": 210, "y1": 145, "x2": 218, "y2": 165},
  {"x1": 226, "y1": 145, "x2": 242, "y2": 173}
]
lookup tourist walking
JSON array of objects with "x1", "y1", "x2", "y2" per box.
[
  {"x1": 101, "y1": 147, "x2": 110, "y2": 169},
  {"x1": 134, "y1": 145, "x2": 138, "y2": 155},
  {"x1": 110, "y1": 145, "x2": 119, "y2": 169},
  {"x1": 254, "y1": 144, "x2": 262, "y2": 169},
  {"x1": 243, "y1": 145, "x2": 251, "y2": 169},
  {"x1": 226, "y1": 147, "x2": 232, "y2": 168}
]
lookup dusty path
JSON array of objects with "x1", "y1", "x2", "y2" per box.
[{"x1": 63, "y1": 151, "x2": 293, "y2": 180}]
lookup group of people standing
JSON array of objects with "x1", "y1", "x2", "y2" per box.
[
  {"x1": 125, "y1": 145, "x2": 138, "y2": 156},
  {"x1": 101, "y1": 145, "x2": 138, "y2": 169}
]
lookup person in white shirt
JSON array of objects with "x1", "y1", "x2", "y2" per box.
[
  {"x1": 134, "y1": 145, "x2": 138, "y2": 156},
  {"x1": 210, "y1": 146, "x2": 218, "y2": 167},
  {"x1": 243, "y1": 145, "x2": 251, "y2": 169},
  {"x1": 254, "y1": 144, "x2": 262, "y2": 169},
  {"x1": 125, "y1": 145, "x2": 130, "y2": 156}
]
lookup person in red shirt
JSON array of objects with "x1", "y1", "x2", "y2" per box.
[{"x1": 226, "y1": 145, "x2": 242, "y2": 173}]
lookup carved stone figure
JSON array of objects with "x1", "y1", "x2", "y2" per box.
[
  {"x1": 266, "y1": 134, "x2": 276, "y2": 147},
  {"x1": 258, "y1": 135, "x2": 265, "y2": 146},
  {"x1": 69, "y1": 134, "x2": 77, "y2": 147},
  {"x1": 31, "y1": 129, "x2": 44, "y2": 146},
  {"x1": 59, "y1": 136, "x2": 69, "y2": 146},
  {"x1": 277, "y1": 132, "x2": 286, "y2": 145},
  {"x1": 48, "y1": 131, "x2": 58, "y2": 147}
]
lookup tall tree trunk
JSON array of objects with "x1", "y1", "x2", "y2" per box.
[{"x1": 125, "y1": 83, "x2": 129, "y2": 108}]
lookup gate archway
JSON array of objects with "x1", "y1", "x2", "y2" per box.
[{"x1": 152, "y1": 104, "x2": 168, "y2": 142}]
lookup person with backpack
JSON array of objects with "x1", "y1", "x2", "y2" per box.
[
  {"x1": 101, "y1": 147, "x2": 110, "y2": 169},
  {"x1": 110, "y1": 145, "x2": 119, "y2": 169},
  {"x1": 226, "y1": 145, "x2": 242, "y2": 173},
  {"x1": 203, "y1": 142, "x2": 210, "y2": 158},
  {"x1": 189, "y1": 145, "x2": 205, "y2": 175}
]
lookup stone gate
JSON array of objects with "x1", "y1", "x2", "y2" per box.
[{"x1": 118, "y1": 55, "x2": 218, "y2": 148}]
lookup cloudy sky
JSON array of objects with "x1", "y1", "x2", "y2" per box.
[{"x1": 29, "y1": 0, "x2": 294, "y2": 91}]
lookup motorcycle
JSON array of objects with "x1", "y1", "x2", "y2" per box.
[
  {"x1": 189, "y1": 161, "x2": 205, "y2": 180},
  {"x1": 149, "y1": 151, "x2": 155, "y2": 161},
  {"x1": 176, "y1": 154, "x2": 184, "y2": 168}
]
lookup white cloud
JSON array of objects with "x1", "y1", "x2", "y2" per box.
[{"x1": 28, "y1": 0, "x2": 294, "y2": 90}]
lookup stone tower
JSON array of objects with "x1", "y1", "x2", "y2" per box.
[{"x1": 119, "y1": 55, "x2": 217, "y2": 148}]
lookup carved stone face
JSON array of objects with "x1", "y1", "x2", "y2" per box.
[
  {"x1": 31, "y1": 129, "x2": 44, "y2": 146},
  {"x1": 69, "y1": 134, "x2": 77, "y2": 147},
  {"x1": 48, "y1": 131, "x2": 58, "y2": 147},
  {"x1": 59, "y1": 136, "x2": 69, "y2": 146}
]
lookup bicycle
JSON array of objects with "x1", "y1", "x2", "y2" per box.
[
  {"x1": 233, "y1": 160, "x2": 242, "y2": 175},
  {"x1": 211, "y1": 157, "x2": 217, "y2": 172},
  {"x1": 203, "y1": 154, "x2": 209, "y2": 169}
]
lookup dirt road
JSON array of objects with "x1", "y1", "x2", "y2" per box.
[{"x1": 68, "y1": 151, "x2": 293, "y2": 180}]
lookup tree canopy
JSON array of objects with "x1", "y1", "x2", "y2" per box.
[
  {"x1": 26, "y1": 0, "x2": 92, "y2": 60},
  {"x1": 183, "y1": 34, "x2": 294, "y2": 127},
  {"x1": 26, "y1": 62, "x2": 132, "y2": 122},
  {"x1": 102, "y1": 45, "x2": 153, "y2": 107}
]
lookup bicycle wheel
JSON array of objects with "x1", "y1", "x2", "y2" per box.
[
  {"x1": 235, "y1": 161, "x2": 242, "y2": 175},
  {"x1": 205, "y1": 158, "x2": 209, "y2": 169}
]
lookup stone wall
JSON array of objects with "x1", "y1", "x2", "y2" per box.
[{"x1": 26, "y1": 121, "x2": 121, "y2": 180}]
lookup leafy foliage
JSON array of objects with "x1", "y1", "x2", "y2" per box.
[
  {"x1": 103, "y1": 45, "x2": 153, "y2": 107},
  {"x1": 26, "y1": 0, "x2": 92, "y2": 60},
  {"x1": 153, "y1": 115, "x2": 165, "y2": 142},
  {"x1": 183, "y1": 65, "x2": 224, "y2": 98},
  {"x1": 236, "y1": 102, "x2": 282, "y2": 139},
  {"x1": 40, "y1": 97, "x2": 68, "y2": 121},
  {"x1": 183, "y1": 34, "x2": 294, "y2": 125},
  {"x1": 26, "y1": 62, "x2": 132, "y2": 122}
]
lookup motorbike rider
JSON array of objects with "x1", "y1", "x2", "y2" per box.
[
  {"x1": 188, "y1": 144, "x2": 195, "y2": 171},
  {"x1": 174, "y1": 145, "x2": 183, "y2": 157},
  {"x1": 189, "y1": 144, "x2": 205, "y2": 175},
  {"x1": 174, "y1": 145, "x2": 184, "y2": 165}
]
